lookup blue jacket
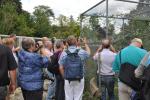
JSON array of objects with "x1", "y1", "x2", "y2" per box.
[{"x1": 18, "y1": 50, "x2": 49, "y2": 90}]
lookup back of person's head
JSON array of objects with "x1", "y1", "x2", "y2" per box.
[
  {"x1": 42, "y1": 37, "x2": 49, "y2": 43},
  {"x1": 67, "y1": 35, "x2": 77, "y2": 46},
  {"x1": 56, "y1": 40, "x2": 64, "y2": 49},
  {"x1": 131, "y1": 38, "x2": 143, "y2": 48},
  {"x1": 22, "y1": 38, "x2": 35, "y2": 51},
  {"x1": 2, "y1": 38, "x2": 14, "y2": 46},
  {"x1": 9, "y1": 34, "x2": 16, "y2": 40},
  {"x1": 102, "y1": 39, "x2": 110, "y2": 49}
]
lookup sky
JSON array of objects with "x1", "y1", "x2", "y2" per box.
[{"x1": 21, "y1": 0, "x2": 100, "y2": 18}]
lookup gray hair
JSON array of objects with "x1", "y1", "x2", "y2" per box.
[{"x1": 22, "y1": 38, "x2": 35, "y2": 51}]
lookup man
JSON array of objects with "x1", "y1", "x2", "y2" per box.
[
  {"x1": 93, "y1": 39, "x2": 116, "y2": 100},
  {"x1": 59, "y1": 35, "x2": 90, "y2": 100},
  {"x1": 0, "y1": 43, "x2": 17, "y2": 100},
  {"x1": 113, "y1": 38, "x2": 147, "y2": 100}
]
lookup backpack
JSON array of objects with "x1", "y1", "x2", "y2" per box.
[
  {"x1": 47, "y1": 51, "x2": 61, "y2": 75},
  {"x1": 64, "y1": 49, "x2": 84, "y2": 81},
  {"x1": 119, "y1": 51, "x2": 142, "y2": 91}
]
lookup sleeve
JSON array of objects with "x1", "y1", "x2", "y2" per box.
[
  {"x1": 112, "y1": 54, "x2": 120, "y2": 73},
  {"x1": 58, "y1": 52, "x2": 66, "y2": 66},
  {"x1": 93, "y1": 53, "x2": 99, "y2": 60},
  {"x1": 42, "y1": 56, "x2": 49, "y2": 68},
  {"x1": 79, "y1": 49, "x2": 90, "y2": 60},
  {"x1": 135, "y1": 52, "x2": 150, "y2": 78},
  {"x1": 7, "y1": 48, "x2": 18, "y2": 70}
]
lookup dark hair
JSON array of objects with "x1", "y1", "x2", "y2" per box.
[
  {"x1": 9, "y1": 34, "x2": 16, "y2": 38},
  {"x1": 56, "y1": 41, "x2": 63, "y2": 49}
]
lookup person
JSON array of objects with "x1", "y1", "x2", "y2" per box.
[
  {"x1": 8, "y1": 34, "x2": 20, "y2": 52},
  {"x1": 41, "y1": 37, "x2": 56, "y2": 100},
  {"x1": 135, "y1": 51, "x2": 150, "y2": 100},
  {"x1": 0, "y1": 42, "x2": 17, "y2": 100},
  {"x1": 59, "y1": 35, "x2": 90, "y2": 100},
  {"x1": 47, "y1": 40, "x2": 65, "y2": 100},
  {"x1": 93, "y1": 39, "x2": 116, "y2": 100},
  {"x1": 17, "y1": 38, "x2": 49, "y2": 100},
  {"x1": 113, "y1": 38, "x2": 147, "y2": 100},
  {"x1": 2, "y1": 38, "x2": 18, "y2": 64}
]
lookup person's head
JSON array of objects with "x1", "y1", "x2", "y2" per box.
[
  {"x1": 131, "y1": 38, "x2": 143, "y2": 48},
  {"x1": 42, "y1": 37, "x2": 49, "y2": 47},
  {"x1": 22, "y1": 38, "x2": 35, "y2": 52},
  {"x1": 102, "y1": 39, "x2": 110, "y2": 49},
  {"x1": 2, "y1": 38, "x2": 15, "y2": 50},
  {"x1": 9, "y1": 34, "x2": 16, "y2": 40},
  {"x1": 67, "y1": 35, "x2": 77, "y2": 46},
  {"x1": 98, "y1": 38, "x2": 115, "y2": 52},
  {"x1": 55, "y1": 40, "x2": 64, "y2": 51},
  {"x1": 63, "y1": 39, "x2": 68, "y2": 49},
  {"x1": 46, "y1": 41, "x2": 53, "y2": 50}
]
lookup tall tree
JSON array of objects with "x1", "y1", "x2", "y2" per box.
[{"x1": 33, "y1": 5, "x2": 54, "y2": 37}]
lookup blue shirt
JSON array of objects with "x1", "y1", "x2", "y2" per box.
[
  {"x1": 113, "y1": 45, "x2": 147, "y2": 72},
  {"x1": 18, "y1": 50, "x2": 49, "y2": 90},
  {"x1": 59, "y1": 46, "x2": 89, "y2": 72}
]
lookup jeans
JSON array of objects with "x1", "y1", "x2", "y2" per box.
[
  {"x1": 101, "y1": 75, "x2": 115, "y2": 100},
  {"x1": 46, "y1": 71, "x2": 56, "y2": 100}
]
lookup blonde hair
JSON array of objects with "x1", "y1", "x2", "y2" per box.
[{"x1": 2, "y1": 38, "x2": 14, "y2": 46}]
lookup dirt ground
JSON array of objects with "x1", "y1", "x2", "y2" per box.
[{"x1": 9, "y1": 80, "x2": 50, "y2": 100}]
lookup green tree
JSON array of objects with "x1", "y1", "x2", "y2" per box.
[
  {"x1": 33, "y1": 5, "x2": 54, "y2": 37},
  {"x1": 0, "y1": 3, "x2": 17, "y2": 34}
]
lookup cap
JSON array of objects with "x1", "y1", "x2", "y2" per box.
[{"x1": 131, "y1": 38, "x2": 143, "y2": 45}]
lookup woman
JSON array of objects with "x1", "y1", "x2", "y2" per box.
[
  {"x1": 17, "y1": 38, "x2": 49, "y2": 100},
  {"x1": 93, "y1": 39, "x2": 116, "y2": 100}
]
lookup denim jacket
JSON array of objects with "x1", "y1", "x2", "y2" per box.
[{"x1": 18, "y1": 50, "x2": 49, "y2": 90}]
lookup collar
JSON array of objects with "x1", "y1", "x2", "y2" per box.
[{"x1": 68, "y1": 45, "x2": 77, "y2": 49}]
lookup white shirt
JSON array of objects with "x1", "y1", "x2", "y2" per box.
[{"x1": 93, "y1": 49, "x2": 116, "y2": 75}]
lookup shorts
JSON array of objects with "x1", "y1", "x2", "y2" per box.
[{"x1": 0, "y1": 86, "x2": 7, "y2": 100}]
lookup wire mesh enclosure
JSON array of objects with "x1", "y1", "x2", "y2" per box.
[{"x1": 80, "y1": 0, "x2": 150, "y2": 44}]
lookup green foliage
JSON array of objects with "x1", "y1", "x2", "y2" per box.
[
  {"x1": 0, "y1": 3, "x2": 17, "y2": 34},
  {"x1": 33, "y1": 5, "x2": 54, "y2": 37}
]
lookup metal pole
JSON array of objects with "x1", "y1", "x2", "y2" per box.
[
  {"x1": 106, "y1": 0, "x2": 109, "y2": 38},
  {"x1": 80, "y1": 16, "x2": 83, "y2": 37},
  {"x1": 122, "y1": 19, "x2": 125, "y2": 40}
]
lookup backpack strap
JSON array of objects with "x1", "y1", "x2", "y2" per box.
[{"x1": 119, "y1": 50, "x2": 122, "y2": 66}]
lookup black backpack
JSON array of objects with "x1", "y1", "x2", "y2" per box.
[
  {"x1": 119, "y1": 51, "x2": 142, "y2": 91},
  {"x1": 47, "y1": 51, "x2": 61, "y2": 75}
]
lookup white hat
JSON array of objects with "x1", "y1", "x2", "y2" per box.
[{"x1": 131, "y1": 38, "x2": 143, "y2": 45}]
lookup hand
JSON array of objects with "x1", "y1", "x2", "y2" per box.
[
  {"x1": 41, "y1": 48, "x2": 49, "y2": 57},
  {"x1": 9, "y1": 83, "x2": 16, "y2": 94},
  {"x1": 82, "y1": 37, "x2": 88, "y2": 45}
]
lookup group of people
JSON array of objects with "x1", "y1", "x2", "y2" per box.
[
  {"x1": 0, "y1": 35, "x2": 90, "y2": 100},
  {"x1": 0, "y1": 34, "x2": 150, "y2": 100}
]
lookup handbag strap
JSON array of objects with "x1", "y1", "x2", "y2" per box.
[{"x1": 119, "y1": 50, "x2": 122, "y2": 66}]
